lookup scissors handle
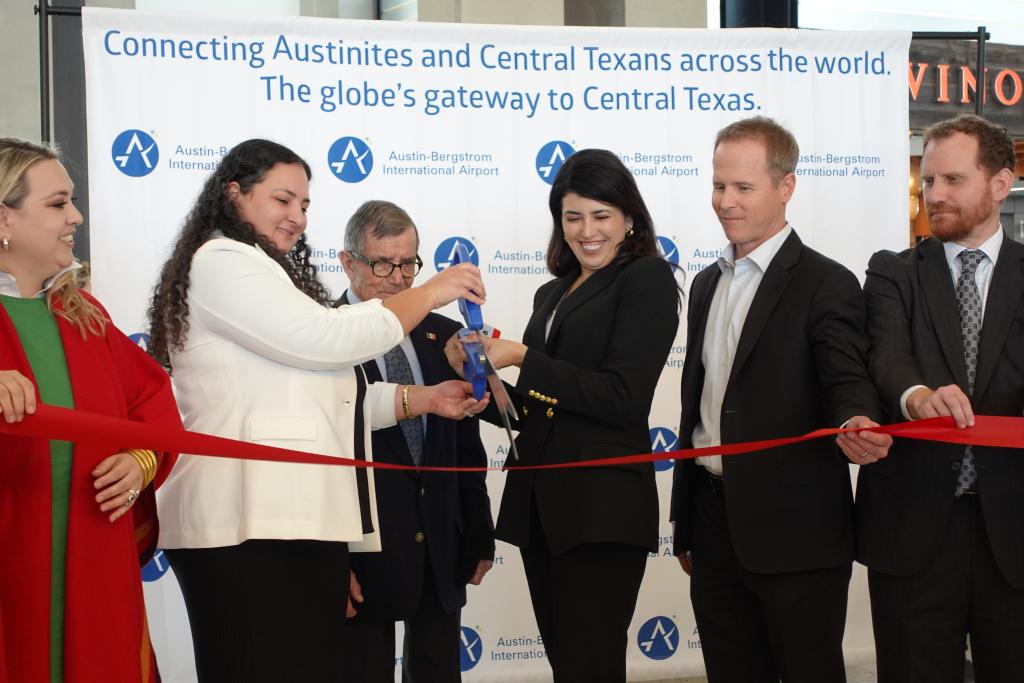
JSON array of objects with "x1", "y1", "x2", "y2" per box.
[
  {"x1": 458, "y1": 330, "x2": 488, "y2": 400},
  {"x1": 451, "y1": 243, "x2": 483, "y2": 331}
]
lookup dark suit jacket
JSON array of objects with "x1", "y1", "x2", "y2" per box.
[
  {"x1": 491, "y1": 255, "x2": 679, "y2": 555},
  {"x1": 337, "y1": 294, "x2": 495, "y2": 620},
  {"x1": 857, "y1": 234, "x2": 1024, "y2": 588},
  {"x1": 670, "y1": 231, "x2": 880, "y2": 574}
]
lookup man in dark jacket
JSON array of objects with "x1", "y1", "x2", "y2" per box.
[{"x1": 338, "y1": 200, "x2": 495, "y2": 683}]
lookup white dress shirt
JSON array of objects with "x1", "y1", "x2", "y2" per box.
[
  {"x1": 693, "y1": 225, "x2": 793, "y2": 475},
  {"x1": 898, "y1": 228, "x2": 1003, "y2": 419}
]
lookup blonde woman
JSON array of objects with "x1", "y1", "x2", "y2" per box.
[{"x1": 0, "y1": 138, "x2": 181, "y2": 682}]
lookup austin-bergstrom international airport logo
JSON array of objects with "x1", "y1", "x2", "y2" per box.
[
  {"x1": 650, "y1": 427, "x2": 678, "y2": 473},
  {"x1": 638, "y1": 616, "x2": 680, "y2": 660},
  {"x1": 657, "y1": 236, "x2": 680, "y2": 265},
  {"x1": 128, "y1": 333, "x2": 151, "y2": 352},
  {"x1": 140, "y1": 550, "x2": 171, "y2": 582},
  {"x1": 535, "y1": 140, "x2": 575, "y2": 185},
  {"x1": 459, "y1": 626, "x2": 483, "y2": 672},
  {"x1": 434, "y1": 237, "x2": 479, "y2": 272},
  {"x1": 328, "y1": 136, "x2": 373, "y2": 183},
  {"x1": 111, "y1": 129, "x2": 159, "y2": 177}
]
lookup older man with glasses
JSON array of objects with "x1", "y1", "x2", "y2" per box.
[{"x1": 335, "y1": 200, "x2": 495, "y2": 683}]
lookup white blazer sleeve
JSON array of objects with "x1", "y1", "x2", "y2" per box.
[
  {"x1": 366, "y1": 381, "x2": 399, "y2": 430},
  {"x1": 187, "y1": 239, "x2": 404, "y2": 370}
]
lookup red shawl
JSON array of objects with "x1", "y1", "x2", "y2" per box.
[{"x1": 0, "y1": 294, "x2": 180, "y2": 683}]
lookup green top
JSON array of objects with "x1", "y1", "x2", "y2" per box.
[{"x1": 0, "y1": 295, "x2": 75, "y2": 683}]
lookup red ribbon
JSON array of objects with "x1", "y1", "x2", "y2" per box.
[{"x1": 1, "y1": 404, "x2": 1022, "y2": 472}]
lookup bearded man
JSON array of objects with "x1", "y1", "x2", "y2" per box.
[{"x1": 858, "y1": 114, "x2": 1024, "y2": 683}]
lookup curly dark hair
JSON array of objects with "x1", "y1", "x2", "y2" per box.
[{"x1": 147, "y1": 139, "x2": 329, "y2": 370}]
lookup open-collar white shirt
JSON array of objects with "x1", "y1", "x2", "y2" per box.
[{"x1": 693, "y1": 225, "x2": 793, "y2": 476}]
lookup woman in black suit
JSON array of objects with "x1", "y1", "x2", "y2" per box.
[{"x1": 448, "y1": 149, "x2": 680, "y2": 682}]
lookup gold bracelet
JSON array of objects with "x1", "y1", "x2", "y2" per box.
[
  {"x1": 401, "y1": 385, "x2": 413, "y2": 420},
  {"x1": 125, "y1": 450, "x2": 147, "y2": 485},
  {"x1": 127, "y1": 449, "x2": 153, "y2": 487},
  {"x1": 127, "y1": 448, "x2": 157, "y2": 487}
]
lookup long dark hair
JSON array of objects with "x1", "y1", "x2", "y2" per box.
[
  {"x1": 546, "y1": 149, "x2": 661, "y2": 277},
  {"x1": 147, "y1": 139, "x2": 329, "y2": 370}
]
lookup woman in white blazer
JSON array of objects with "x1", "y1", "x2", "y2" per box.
[{"x1": 147, "y1": 139, "x2": 485, "y2": 682}]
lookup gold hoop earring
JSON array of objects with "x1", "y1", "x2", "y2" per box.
[{"x1": 626, "y1": 228, "x2": 634, "y2": 237}]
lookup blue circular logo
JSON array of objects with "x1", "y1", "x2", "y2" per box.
[
  {"x1": 434, "y1": 236, "x2": 479, "y2": 272},
  {"x1": 535, "y1": 140, "x2": 575, "y2": 185},
  {"x1": 141, "y1": 549, "x2": 172, "y2": 582},
  {"x1": 657, "y1": 236, "x2": 680, "y2": 265},
  {"x1": 128, "y1": 332, "x2": 151, "y2": 352},
  {"x1": 111, "y1": 129, "x2": 159, "y2": 177},
  {"x1": 327, "y1": 136, "x2": 373, "y2": 183},
  {"x1": 637, "y1": 616, "x2": 679, "y2": 660},
  {"x1": 459, "y1": 626, "x2": 483, "y2": 672},
  {"x1": 650, "y1": 427, "x2": 678, "y2": 472}
]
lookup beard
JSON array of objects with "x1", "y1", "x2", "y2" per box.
[{"x1": 926, "y1": 186, "x2": 996, "y2": 243}]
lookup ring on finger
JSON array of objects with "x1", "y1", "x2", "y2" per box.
[
  {"x1": 125, "y1": 489, "x2": 140, "y2": 507},
  {"x1": 861, "y1": 451, "x2": 870, "y2": 458}
]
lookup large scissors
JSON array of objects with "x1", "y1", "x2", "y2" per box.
[{"x1": 451, "y1": 243, "x2": 520, "y2": 460}]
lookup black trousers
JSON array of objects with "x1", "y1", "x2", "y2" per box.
[
  {"x1": 869, "y1": 494, "x2": 1024, "y2": 683},
  {"x1": 344, "y1": 556, "x2": 462, "y2": 683},
  {"x1": 165, "y1": 539, "x2": 350, "y2": 683},
  {"x1": 689, "y1": 468, "x2": 851, "y2": 683},
  {"x1": 519, "y1": 503, "x2": 648, "y2": 683}
]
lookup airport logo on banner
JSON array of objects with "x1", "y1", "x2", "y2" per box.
[
  {"x1": 615, "y1": 151, "x2": 701, "y2": 179},
  {"x1": 128, "y1": 332, "x2": 151, "y2": 352},
  {"x1": 434, "y1": 236, "x2": 479, "y2": 271},
  {"x1": 687, "y1": 246, "x2": 723, "y2": 273},
  {"x1": 328, "y1": 136, "x2": 373, "y2": 183},
  {"x1": 649, "y1": 427, "x2": 678, "y2": 472},
  {"x1": 111, "y1": 129, "x2": 159, "y2": 177},
  {"x1": 141, "y1": 550, "x2": 171, "y2": 582},
  {"x1": 459, "y1": 626, "x2": 484, "y2": 672},
  {"x1": 535, "y1": 140, "x2": 574, "y2": 184},
  {"x1": 665, "y1": 344, "x2": 686, "y2": 371},
  {"x1": 382, "y1": 149, "x2": 501, "y2": 177},
  {"x1": 637, "y1": 616, "x2": 680, "y2": 660},
  {"x1": 657, "y1": 236, "x2": 680, "y2": 265}
]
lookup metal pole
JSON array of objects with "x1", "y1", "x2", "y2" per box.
[
  {"x1": 35, "y1": 3, "x2": 50, "y2": 142},
  {"x1": 976, "y1": 25, "x2": 987, "y2": 116},
  {"x1": 34, "y1": 3, "x2": 83, "y2": 143}
]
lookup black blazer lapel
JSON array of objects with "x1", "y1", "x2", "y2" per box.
[
  {"x1": 687, "y1": 267, "x2": 722, "y2": 363},
  {"x1": 679, "y1": 266, "x2": 722, "y2": 442},
  {"x1": 728, "y1": 231, "x2": 798, "y2": 385},
  {"x1": 545, "y1": 263, "x2": 624, "y2": 349},
  {"x1": 523, "y1": 276, "x2": 573, "y2": 349},
  {"x1": 917, "y1": 238, "x2": 971, "y2": 391},
  {"x1": 974, "y1": 236, "x2": 1024, "y2": 402},
  {"x1": 408, "y1": 322, "x2": 445, "y2": 468}
]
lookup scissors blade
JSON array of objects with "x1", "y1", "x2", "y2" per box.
[
  {"x1": 496, "y1": 402, "x2": 520, "y2": 461},
  {"x1": 483, "y1": 355, "x2": 519, "y2": 421},
  {"x1": 476, "y1": 350, "x2": 520, "y2": 461}
]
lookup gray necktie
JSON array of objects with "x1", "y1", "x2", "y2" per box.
[
  {"x1": 384, "y1": 344, "x2": 424, "y2": 466},
  {"x1": 954, "y1": 250, "x2": 984, "y2": 496}
]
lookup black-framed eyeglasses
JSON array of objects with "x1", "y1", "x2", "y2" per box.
[{"x1": 349, "y1": 252, "x2": 423, "y2": 278}]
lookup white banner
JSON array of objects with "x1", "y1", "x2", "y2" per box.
[{"x1": 83, "y1": 8, "x2": 909, "y2": 681}]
